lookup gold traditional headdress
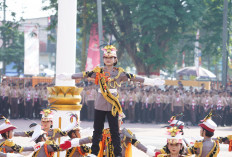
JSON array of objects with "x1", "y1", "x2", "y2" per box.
[
  {"x1": 101, "y1": 36, "x2": 117, "y2": 57},
  {"x1": 40, "y1": 101, "x2": 57, "y2": 121}
]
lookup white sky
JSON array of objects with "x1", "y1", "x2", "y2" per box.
[{"x1": 2, "y1": 0, "x2": 54, "y2": 21}]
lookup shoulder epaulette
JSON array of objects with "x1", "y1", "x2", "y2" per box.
[
  {"x1": 5, "y1": 140, "x2": 23, "y2": 153},
  {"x1": 93, "y1": 66, "x2": 101, "y2": 73},
  {"x1": 4, "y1": 139, "x2": 15, "y2": 147},
  {"x1": 194, "y1": 140, "x2": 203, "y2": 148}
]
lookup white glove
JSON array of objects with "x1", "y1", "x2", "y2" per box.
[
  {"x1": 7, "y1": 153, "x2": 23, "y2": 157},
  {"x1": 144, "y1": 77, "x2": 165, "y2": 86},
  {"x1": 146, "y1": 147, "x2": 156, "y2": 157},
  {"x1": 56, "y1": 73, "x2": 73, "y2": 81},
  {"x1": 71, "y1": 138, "x2": 80, "y2": 147},
  {"x1": 63, "y1": 117, "x2": 78, "y2": 132},
  {"x1": 87, "y1": 154, "x2": 97, "y2": 157}
]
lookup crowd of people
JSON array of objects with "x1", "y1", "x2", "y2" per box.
[
  {"x1": 80, "y1": 82, "x2": 232, "y2": 127},
  {"x1": 0, "y1": 79, "x2": 49, "y2": 120},
  {"x1": 0, "y1": 78, "x2": 232, "y2": 128}
]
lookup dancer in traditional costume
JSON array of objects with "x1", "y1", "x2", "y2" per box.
[
  {"x1": 0, "y1": 116, "x2": 34, "y2": 154},
  {"x1": 57, "y1": 39, "x2": 165, "y2": 157},
  {"x1": 158, "y1": 114, "x2": 188, "y2": 155},
  {"x1": 30, "y1": 114, "x2": 78, "y2": 157},
  {"x1": 186, "y1": 110, "x2": 220, "y2": 157},
  {"x1": 14, "y1": 104, "x2": 74, "y2": 144},
  {"x1": 60, "y1": 113, "x2": 155, "y2": 157},
  {"x1": 98, "y1": 112, "x2": 155, "y2": 157},
  {"x1": 62, "y1": 114, "x2": 92, "y2": 157},
  {"x1": 30, "y1": 123, "x2": 64, "y2": 157},
  {"x1": 155, "y1": 126, "x2": 186, "y2": 157}
]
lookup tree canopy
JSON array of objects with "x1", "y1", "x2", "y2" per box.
[{"x1": 43, "y1": 0, "x2": 231, "y2": 76}]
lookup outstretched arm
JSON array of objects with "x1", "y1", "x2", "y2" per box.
[
  {"x1": 59, "y1": 136, "x2": 92, "y2": 150},
  {"x1": 57, "y1": 71, "x2": 96, "y2": 80},
  {"x1": 14, "y1": 131, "x2": 34, "y2": 137},
  {"x1": 120, "y1": 72, "x2": 165, "y2": 86},
  {"x1": 72, "y1": 71, "x2": 96, "y2": 79},
  {"x1": 57, "y1": 67, "x2": 100, "y2": 81}
]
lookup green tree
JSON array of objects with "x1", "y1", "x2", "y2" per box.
[
  {"x1": 0, "y1": 13, "x2": 24, "y2": 75},
  {"x1": 43, "y1": 0, "x2": 207, "y2": 76},
  {"x1": 185, "y1": 0, "x2": 232, "y2": 77}
]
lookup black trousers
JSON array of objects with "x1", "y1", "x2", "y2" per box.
[
  {"x1": 2, "y1": 97, "x2": 9, "y2": 118},
  {"x1": 163, "y1": 103, "x2": 171, "y2": 122},
  {"x1": 142, "y1": 107, "x2": 151, "y2": 123},
  {"x1": 91, "y1": 109, "x2": 122, "y2": 156},
  {"x1": 11, "y1": 98, "x2": 18, "y2": 119},
  {"x1": 215, "y1": 109, "x2": 223, "y2": 126},
  {"x1": 134, "y1": 102, "x2": 140, "y2": 122},
  {"x1": 34, "y1": 100, "x2": 40, "y2": 118},
  {"x1": 19, "y1": 99, "x2": 25, "y2": 118},
  {"x1": 87, "y1": 100, "x2": 95, "y2": 121},
  {"x1": 155, "y1": 103, "x2": 163, "y2": 123},
  {"x1": 25, "y1": 100, "x2": 33, "y2": 119},
  {"x1": 80, "y1": 102, "x2": 88, "y2": 121},
  {"x1": 222, "y1": 106, "x2": 230, "y2": 126}
]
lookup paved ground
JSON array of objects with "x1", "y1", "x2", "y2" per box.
[{"x1": 4, "y1": 119, "x2": 232, "y2": 157}]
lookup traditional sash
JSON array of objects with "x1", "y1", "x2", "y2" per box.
[{"x1": 95, "y1": 67, "x2": 122, "y2": 116}]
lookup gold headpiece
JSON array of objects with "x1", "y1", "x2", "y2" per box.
[
  {"x1": 201, "y1": 109, "x2": 213, "y2": 122},
  {"x1": 101, "y1": 36, "x2": 117, "y2": 57}
]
